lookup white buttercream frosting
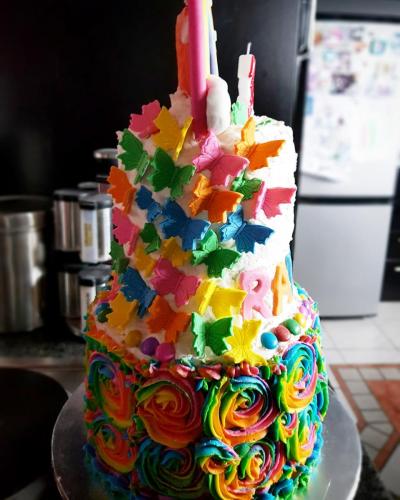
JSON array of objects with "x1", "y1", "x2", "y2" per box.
[{"x1": 96, "y1": 89, "x2": 303, "y2": 364}]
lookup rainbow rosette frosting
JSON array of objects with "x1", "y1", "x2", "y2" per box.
[
  {"x1": 276, "y1": 343, "x2": 317, "y2": 413},
  {"x1": 135, "y1": 437, "x2": 206, "y2": 498},
  {"x1": 136, "y1": 370, "x2": 204, "y2": 448},
  {"x1": 202, "y1": 376, "x2": 278, "y2": 446},
  {"x1": 196, "y1": 438, "x2": 286, "y2": 500},
  {"x1": 86, "y1": 352, "x2": 136, "y2": 428},
  {"x1": 87, "y1": 414, "x2": 137, "y2": 474},
  {"x1": 285, "y1": 398, "x2": 319, "y2": 464}
]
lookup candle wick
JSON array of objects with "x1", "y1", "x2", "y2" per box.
[{"x1": 246, "y1": 42, "x2": 252, "y2": 55}]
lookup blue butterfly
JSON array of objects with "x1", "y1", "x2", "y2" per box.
[
  {"x1": 120, "y1": 267, "x2": 156, "y2": 317},
  {"x1": 220, "y1": 207, "x2": 274, "y2": 253},
  {"x1": 136, "y1": 186, "x2": 162, "y2": 222},
  {"x1": 160, "y1": 200, "x2": 211, "y2": 251}
]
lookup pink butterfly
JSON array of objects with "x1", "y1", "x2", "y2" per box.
[
  {"x1": 129, "y1": 100, "x2": 161, "y2": 139},
  {"x1": 193, "y1": 132, "x2": 249, "y2": 187},
  {"x1": 248, "y1": 182, "x2": 297, "y2": 219},
  {"x1": 112, "y1": 207, "x2": 140, "y2": 255},
  {"x1": 150, "y1": 258, "x2": 200, "y2": 307}
]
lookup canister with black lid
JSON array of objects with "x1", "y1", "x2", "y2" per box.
[{"x1": 79, "y1": 193, "x2": 112, "y2": 264}]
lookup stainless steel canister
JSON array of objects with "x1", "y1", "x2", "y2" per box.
[
  {"x1": 79, "y1": 193, "x2": 112, "y2": 264},
  {"x1": 79, "y1": 265, "x2": 112, "y2": 332},
  {"x1": 53, "y1": 189, "x2": 81, "y2": 251},
  {"x1": 0, "y1": 196, "x2": 50, "y2": 332},
  {"x1": 94, "y1": 148, "x2": 117, "y2": 193},
  {"x1": 57, "y1": 263, "x2": 84, "y2": 319}
]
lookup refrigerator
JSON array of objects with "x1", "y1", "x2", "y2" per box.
[{"x1": 294, "y1": 0, "x2": 400, "y2": 317}]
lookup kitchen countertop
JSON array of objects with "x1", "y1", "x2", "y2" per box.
[{"x1": 0, "y1": 324, "x2": 394, "y2": 499}]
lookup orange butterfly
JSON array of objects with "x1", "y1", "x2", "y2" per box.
[
  {"x1": 107, "y1": 166, "x2": 135, "y2": 214},
  {"x1": 234, "y1": 117, "x2": 285, "y2": 171},
  {"x1": 189, "y1": 174, "x2": 243, "y2": 223},
  {"x1": 146, "y1": 296, "x2": 190, "y2": 343},
  {"x1": 152, "y1": 107, "x2": 193, "y2": 160}
]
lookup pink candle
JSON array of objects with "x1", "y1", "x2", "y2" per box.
[{"x1": 188, "y1": 0, "x2": 208, "y2": 137}]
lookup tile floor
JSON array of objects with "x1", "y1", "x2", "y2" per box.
[{"x1": 323, "y1": 301, "x2": 400, "y2": 497}]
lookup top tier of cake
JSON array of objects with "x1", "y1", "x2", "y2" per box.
[{"x1": 89, "y1": 85, "x2": 303, "y2": 365}]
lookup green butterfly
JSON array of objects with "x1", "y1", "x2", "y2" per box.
[
  {"x1": 231, "y1": 101, "x2": 248, "y2": 126},
  {"x1": 192, "y1": 230, "x2": 240, "y2": 278},
  {"x1": 118, "y1": 129, "x2": 150, "y2": 183},
  {"x1": 191, "y1": 313, "x2": 233, "y2": 357},
  {"x1": 231, "y1": 171, "x2": 262, "y2": 201},
  {"x1": 140, "y1": 223, "x2": 161, "y2": 254},
  {"x1": 110, "y1": 241, "x2": 129, "y2": 274},
  {"x1": 148, "y1": 147, "x2": 195, "y2": 199}
]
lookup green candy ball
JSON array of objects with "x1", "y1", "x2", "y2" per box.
[{"x1": 283, "y1": 318, "x2": 301, "y2": 336}]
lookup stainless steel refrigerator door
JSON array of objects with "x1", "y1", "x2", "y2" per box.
[{"x1": 293, "y1": 203, "x2": 392, "y2": 316}]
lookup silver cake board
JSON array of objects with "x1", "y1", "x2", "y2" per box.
[{"x1": 52, "y1": 385, "x2": 361, "y2": 500}]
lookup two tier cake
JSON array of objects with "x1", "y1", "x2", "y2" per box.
[{"x1": 83, "y1": 2, "x2": 329, "y2": 498}]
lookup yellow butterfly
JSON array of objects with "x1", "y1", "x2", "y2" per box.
[
  {"x1": 161, "y1": 237, "x2": 191, "y2": 267},
  {"x1": 224, "y1": 319, "x2": 267, "y2": 366},
  {"x1": 235, "y1": 117, "x2": 285, "y2": 171},
  {"x1": 194, "y1": 279, "x2": 247, "y2": 319},
  {"x1": 152, "y1": 106, "x2": 193, "y2": 160},
  {"x1": 133, "y1": 243, "x2": 156, "y2": 277},
  {"x1": 107, "y1": 293, "x2": 137, "y2": 329}
]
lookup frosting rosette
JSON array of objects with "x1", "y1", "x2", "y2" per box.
[
  {"x1": 286, "y1": 398, "x2": 319, "y2": 464},
  {"x1": 196, "y1": 438, "x2": 285, "y2": 500},
  {"x1": 276, "y1": 343, "x2": 317, "y2": 413},
  {"x1": 271, "y1": 411, "x2": 298, "y2": 444},
  {"x1": 88, "y1": 414, "x2": 137, "y2": 474},
  {"x1": 202, "y1": 376, "x2": 278, "y2": 447},
  {"x1": 136, "y1": 370, "x2": 204, "y2": 448},
  {"x1": 136, "y1": 437, "x2": 206, "y2": 498},
  {"x1": 87, "y1": 352, "x2": 136, "y2": 428}
]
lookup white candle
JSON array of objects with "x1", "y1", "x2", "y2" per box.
[{"x1": 237, "y1": 42, "x2": 256, "y2": 117}]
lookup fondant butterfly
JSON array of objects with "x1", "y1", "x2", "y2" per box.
[
  {"x1": 112, "y1": 208, "x2": 140, "y2": 255},
  {"x1": 189, "y1": 175, "x2": 243, "y2": 223},
  {"x1": 234, "y1": 117, "x2": 285, "y2": 171},
  {"x1": 192, "y1": 230, "x2": 240, "y2": 278},
  {"x1": 134, "y1": 243, "x2": 156, "y2": 277},
  {"x1": 146, "y1": 295, "x2": 190, "y2": 343},
  {"x1": 191, "y1": 313, "x2": 233, "y2": 357},
  {"x1": 120, "y1": 267, "x2": 156, "y2": 318},
  {"x1": 231, "y1": 171, "x2": 262, "y2": 201},
  {"x1": 249, "y1": 181, "x2": 297, "y2": 218},
  {"x1": 107, "y1": 166, "x2": 135, "y2": 214},
  {"x1": 220, "y1": 207, "x2": 274, "y2": 253},
  {"x1": 149, "y1": 148, "x2": 195, "y2": 199},
  {"x1": 152, "y1": 106, "x2": 193, "y2": 160},
  {"x1": 129, "y1": 100, "x2": 161, "y2": 139},
  {"x1": 136, "y1": 186, "x2": 162, "y2": 222},
  {"x1": 150, "y1": 258, "x2": 200, "y2": 307},
  {"x1": 140, "y1": 223, "x2": 161, "y2": 254},
  {"x1": 193, "y1": 133, "x2": 249, "y2": 187},
  {"x1": 110, "y1": 240, "x2": 129, "y2": 274},
  {"x1": 160, "y1": 200, "x2": 210, "y2": 251},
  {"x1": 118, "y1": 129, "x2": 150, "y2": 183}
]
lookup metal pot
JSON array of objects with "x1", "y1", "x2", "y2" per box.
[{"x1": 0, "y1": 196, "x2": 50, "y2": 332}]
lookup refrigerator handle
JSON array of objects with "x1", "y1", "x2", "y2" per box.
[{"x1": 298, "y1": 0, "x2": 317, "y2": 56}]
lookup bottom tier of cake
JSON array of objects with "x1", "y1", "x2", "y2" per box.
[{"x1": 83, "y1": 286, "x2": 329, "y2": 500}]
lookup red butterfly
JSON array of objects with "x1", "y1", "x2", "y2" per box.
[
  {"x1": 112, "y1": 208, "x2": 140, "y2": 255},
  {"x1": 129, "y1": 100, "x2": 161, "y2": 139},
  {"x1": 247, "y1": 181, "x2": 296, "y2": 219}
]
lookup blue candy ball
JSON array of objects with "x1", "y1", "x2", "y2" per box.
[{"x1": 261, "y1": 332, "x2": 278, "y2": 349}]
